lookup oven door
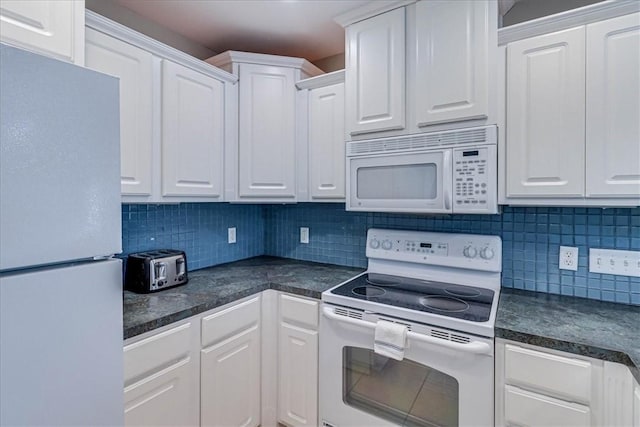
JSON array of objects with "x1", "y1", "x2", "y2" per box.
[
  {"x1": 347, "y1": 150, "x2": 452, "y2": 213},
  {"x1": 319, "y1": 304, "x2": 493, "y2": 427}
]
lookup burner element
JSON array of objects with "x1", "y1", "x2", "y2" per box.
[
  {"x1": 352, "y1": 286, "x2": 386, "y2": 297},
  {"x1": 365, "y1": 276, "x2": 400, "y2": 287},
  {"x1": 419, "y1": 296, "x2": 470, "y2": 312},
  {"x1": 444, "y1": 286, "x2": 482, "y2": 298}
]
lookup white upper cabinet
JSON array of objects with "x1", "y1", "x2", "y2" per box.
[
  {"x1": 162, "y1": 60, "x2": 224, "y2": 198},
  {"x1": 238, "y1": 63, "x2": 297, "y2": 199},
  {"x1": 500, "y1": 6, "x2": 640, "y2": 206},
  {"x1": 86, "y1": 10, "x2": 237, "y2": 203},
  {"x1": 307, "y1": 81, "x2": 345, "y2": 200},
  {"x1": 586, "y1": 13, "x2": 640, "y2": 198},
  {"x1": 414, "y1": 0, "x2": 489, "y2": 126},
  {"x1": 0, "y1": 0, "x2": 84, "y2": 64},
  {"x1": 345, "y1": 7, "x2": 405, "y2": 135},
  {"x1": 506, "y1": 27, "x2": 586, "y2": 198},
  {"x1": 85, "y1": 28, "x2": 153, "y2": 196}
]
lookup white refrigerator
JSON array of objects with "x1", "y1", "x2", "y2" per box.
[{"x1": 0, "y1": 43, "x2": 124, "y2": 425}]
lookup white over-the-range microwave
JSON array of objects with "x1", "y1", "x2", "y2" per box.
[{"x1": 346, "y1": 125, "x2": 499, "y2": 214}]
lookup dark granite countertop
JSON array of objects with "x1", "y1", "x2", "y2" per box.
[
  {"x1": 496, "y1": 288, "x2": 640, "y2": 383},
  {"x1": 123, "y1": 256, "x2": 364, "y2": 340}
]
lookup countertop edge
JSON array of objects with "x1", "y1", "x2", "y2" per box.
[{"x1": 496, "y1": 326, "x2": 640, "y2": 383}]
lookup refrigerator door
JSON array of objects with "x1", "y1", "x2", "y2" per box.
[
  {"x1": 0, "y1": 259, "x2": 124, "y2": 426},
  {"x1": 0, "y1": 44, "x2": 121, "y2": 271}
]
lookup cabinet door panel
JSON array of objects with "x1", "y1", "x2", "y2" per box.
[
  {"x1": 162, "y1": 60, "x2": 224, "y2": 198},
  {"x1": 278, "y1": 323, "x2": 318, "y2": 427},
  {"x1": 506, "y1": 27, "x2": 586, "y2": 198},
  {"x1": 586, "y1": 13, "x2": 640, "y2": 198},
  {"x1": 201, "y1": 327, "x2": 261, "y2": 427},
  {"x1": 0, "y1": 0, "x2": 79, "y2": 63},
  {"x1": 124, "y1": 358, "x2": 198, "y2": 427},
  {"x1": 238, "y1": 63, "x2": 296, "y2": 198},
  {"x1": 309, "y1": 83, "x2": 345, "y2": 199},
  {"x1": 346, "y1": 7, "x2": 405, "y2": 135},
  {"x1": 414, "y1": 0, "x2": 489, "y2": 126},
  {"x1": 85, "y1": 29, "x2": 153, "y2": 196},
  {"x1": 504, "y1": 385, "x2": 591, "y2": 426}
]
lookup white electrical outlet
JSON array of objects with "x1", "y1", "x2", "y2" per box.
[
  {"x1": 589, "y1": 248, "x2": 640, "y2": 277},
  {"x1": 300, "y1": 227, "x2": 309, "y2": 244},
  {"x1": 559, "y1": 246, "x2": 579, "y2": 271},
  {"x1": 228, "y1": 227, "x2": 236, "y2": 244}
]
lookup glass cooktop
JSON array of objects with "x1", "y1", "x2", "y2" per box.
[{"x1": 330, "y1": 273, "x2": 494, "y2": 322}]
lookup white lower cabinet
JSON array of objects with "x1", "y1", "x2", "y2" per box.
[
  {"x1": 123, "y1": 321, "x2": 200, "y2": 427},
  {"x1": 496, "y1": 339, "x2": 637, "y2": 427},
  {"x1": 277, "y1": 294, "x2": 319, "y2": 426},
  {"x1": 634, "y1": 377, "x2": 640, "y2": 426},
  {"x1": 200, "y1": 296, "x2": 261, "y2": 427}
]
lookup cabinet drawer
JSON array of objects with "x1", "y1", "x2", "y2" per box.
[
  {"x1": 124, "y1": 322, "x2": 192, "y2": 385},
  {"x1": 505, "y1": 344, "x2": 592, "y2": 403},
  {"x1": 504, "y1": 385, "x2": 591, "y2": 426},
  {"x1": 201, "y1": 296, "x2": 260, "y2": 348},
  {"x1": 280, "y1": 294, "x2": 318, "y2": 330}
]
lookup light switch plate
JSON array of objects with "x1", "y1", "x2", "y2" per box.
[
  {"x1": 589, "y1": 248, "x2": 640, "y2": 277},
  {"x1": 300, "y1": 227, "x2": 309, "y2": 244},
  {"x1": 228, "y1": 227, "x2": 236, "y2": 244}
]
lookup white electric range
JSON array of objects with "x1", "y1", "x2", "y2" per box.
[{"x1": 319, "y1": 228, "x2": 502, "y2": 427}]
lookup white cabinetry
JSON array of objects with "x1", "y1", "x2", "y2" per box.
[
  {"x1": 123, "y1": 321, "x2": 199, "y2": 427},
  {"x1": 85, "y1": 11, "x2": 237, "y2": 203},
  {"x1": 161, "y1": 60, "x2": 224, "y2": 198},
  {"x1": 206, "y1": 51, "x2": 323, "y2": 202},
  {"x1": 586, "y1": 13, "x2": 640, "y2": 198},
  {"x1": 0, "y1": 0, "x2": 84, "y2": 64},
  {"x1": 345, "y1": 7, "x2": 405, "y2": 135},
  {"x1": 296, "y1": 71, "x2": 346, "y2": 201},
  {"x1": 85, "y1": 28, "x2": 153, "y2": 196},
  {"x1": 339, "y1": 0, "x2": 497, "y2": 139},
  {"x1": 496, "y1": 339, "x2": 638, "y2": 427},
  {"x1": 499, "y1": 10, "x2": 640, "y2": 205},
  {"x1": 506, "y1": 27, "x2": 586, "y2": 198},
  {"x1": 413, "y1": 0, "x2": 490, "y2": 127},
  {"x1": 200, "y1": 296, "x2": 261, "y2": 427},
  {"x1": 634, "y1": 377, "x2": 640, "y2": 426},
  {"x1": 278, "y1": 294, "x2": 319, "y2": 427}
]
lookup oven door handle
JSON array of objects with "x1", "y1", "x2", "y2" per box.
[{"x1": 322, "y1": 306, "x2": 492, "y2": 356}]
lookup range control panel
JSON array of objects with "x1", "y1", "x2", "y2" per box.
[
  {"x1": 366, "y1": 228, "x2": 502, "y2": 272},
  {"x1": 453, "y1": 146, "x2": 498, "y2": 214}
]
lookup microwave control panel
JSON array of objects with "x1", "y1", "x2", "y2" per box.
[{"x1": 452, "y1": 146, "x2": 497, "y2": 213}]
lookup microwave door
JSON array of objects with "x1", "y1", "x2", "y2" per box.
[{"x1": 348, "y1": 150, "x2": 452, "y2": 213}]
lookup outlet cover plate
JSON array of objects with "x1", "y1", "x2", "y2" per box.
[
  {"x1": 228, "y1": 227, "x2": 236, "y2": 244},
  {"x1": 559, "y1": 246, "x2": 579, "y2": 271},
  {"x1": 589, "y1": 248, "x2": 640, "y2": 277}
]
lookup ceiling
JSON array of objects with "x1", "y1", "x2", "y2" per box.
[{"x1": 113, "y1": 0, "x2": 375, "y2": 62}]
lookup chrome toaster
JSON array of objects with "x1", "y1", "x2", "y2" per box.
[{"x1": 125, "y1": 249, "x2": 188, "y2": 293}]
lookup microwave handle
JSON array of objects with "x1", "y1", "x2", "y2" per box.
[
  {"x1": 443, "y1": 150, "x2": 452, "y2": 211},
  {"x1": 322, "y1": 306, "x2": 492, "y2": 356}
]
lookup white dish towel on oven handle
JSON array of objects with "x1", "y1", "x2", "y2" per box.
[{"x1": 374, "y1": 320, "x2": 408, "y2": 361}]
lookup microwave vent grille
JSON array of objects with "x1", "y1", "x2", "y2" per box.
[{"x1": 347, "y1": 127, "x2": 489, "y2": 156}]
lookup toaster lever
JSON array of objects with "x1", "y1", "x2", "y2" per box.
[{"x1": 176, "y1": 258, "x2": 185, "y2": 276}]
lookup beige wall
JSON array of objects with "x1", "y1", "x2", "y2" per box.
[
  {"x1": 502, "y1": 0, "x2": 604, "y2": 26},
  {"x1": 312, "y1": 53, "x2": 345, "y2": 73},
  {"x1": 86, "y1": 0, "x2": 216, "y2": 59}
]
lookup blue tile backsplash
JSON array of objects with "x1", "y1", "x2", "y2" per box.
[
  {"x1": 122, "y1": 203, "x2": 264, "y2": 270},
  {"x1": 123, "y1": 203, "x2": 640, "y2": 305}
]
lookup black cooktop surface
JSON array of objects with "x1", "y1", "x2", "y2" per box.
[{"x1": 331, "y1": 273, "x2": 495, "y2": 322}]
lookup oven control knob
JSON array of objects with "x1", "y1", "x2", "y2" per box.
[
  {"x1": 369, "y1": 239, "x2": 380, "y2": 249},
  {"x1": 480, "y1": 247, "x2": 495, "y2": 260},
  {"x1": 381, "y1": 240, "x2": 393, "y2": 250},
  {"x1": 463, "y1": 245, "x2": 477, "y2": 258}
]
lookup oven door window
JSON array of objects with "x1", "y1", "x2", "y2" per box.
[{"x1": 343, "y1": 347, "x2": 459, "y2": 427}]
